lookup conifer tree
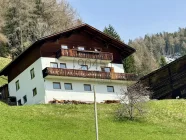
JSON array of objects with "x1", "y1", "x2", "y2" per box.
[
  {"x1": 159, "y1": 56, "x2": 167, "y2": 67},
  {"x1": 103, "y1": 25, "x2": 136, "y2": 73},
  {"x1": 103, "y1": 25, "x2": 121, "y2": 41}
]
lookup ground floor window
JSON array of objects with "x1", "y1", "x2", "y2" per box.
[
  {"x1": 23, "y1": 95, "x2": 27, "y2": 104},
  {"x1": 84, "y1": 84, "x2": 91, "y2": 91},
  {"x1": 107, "y1": 86, "x2": 114, "y2": 92},
  {"x1": 64, "y1": 83, "x2": 72, "y2": 90},
  {"x1": 17, "y1": 99, "x2": 22, "y2": 106},
  {"x1": 33, "y1": 88, "x2": 37, "y2": 96},
  {"x1": 53, "y1": 82, "x2": 61, "y2": 89}
]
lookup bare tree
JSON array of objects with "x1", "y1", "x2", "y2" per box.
[{"x1": 116, "y1": 82, "x2": 152, "y2": 120}]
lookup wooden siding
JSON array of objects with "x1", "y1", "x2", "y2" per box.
[
  {"x1": 140, "y1": 55, "x2": 186, "y2": 99},
  {"x1": 8, "y1": 46, "x2": 41, "y2": 82},
  {"x1": 56, "y1": 49, "x2": 113, "y2": 60},
  {"x1": 0, "y1": 84, "x2": 9, "y2": 100},
  {"x1": 40, "y1": 33, "x2": 123, "y2": 63}
]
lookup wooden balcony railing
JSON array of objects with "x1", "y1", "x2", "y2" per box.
[
  {"x1": 43, "y1": 67, "x2": 137, "y2": 81},
  {"x1": 56, "y1": 49, "x2": 113, "y2": 61}
]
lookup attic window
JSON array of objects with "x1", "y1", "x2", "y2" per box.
[
  {"x1": 95, "y1": 48, "x2": 101, "y2": 51},
  {"x1": 61, "y1": 45, "x2": 68, "y2": 49},
  {"x1": 78, "y1": 46, "x2": 84, "y2": 51}
]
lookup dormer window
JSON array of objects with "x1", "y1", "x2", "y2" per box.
[
  {"x1": 61, "y1": 45, "x2": 68, "y2": 49},
  {"x1": 78, "y1": 46, "x2": 84, "y2": 51}
]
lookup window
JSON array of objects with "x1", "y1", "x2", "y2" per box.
[
  {"x1": 23, "y1": 95, "x2": 27, "y2": 104},
  {"x1": 64, "y1": 83, "x2": 72, "y2": 90},
  {"x1": 60, "y1": 63, "x2": 66, "y2": 69},
  {"x1": 17, "y1": 99, "x2": 22, "y2": 106},
  {"x1": 81, "y1": 65, "x2": 88, "y2": 70},
  {"x1": 15, "y1": 80, "x2": 20, "y2": 91},
  {"x1": 33, "y1": 88, "x2": 37, "y2": 97},
  {"x1": 50, "y1": 62, "x2": 58, "y2": 68},
  {"x1": 84, "y1": 84, "x2": 91, "y2": 91},
  {"x1": 61, "y1": 45, "x2": 68, "y2": 49},
  {"x1": 30, "y1": 68, "x2": 35, "y2": 79},
  {"x1": 107, "y1": 86, "x2": 114, "y2": 92},
  {"x1": 94, "y1": 48, "x2": 101, "y2": 51},
  {"x1": 78, "y1": 46, "x2": 84, "y2": 51},
  {"x1": 53, "y1": 82, "x2": 61, "y2": 89},
  {"x1": 104, "y1": 67, "x2": 111, "y2": 72}
]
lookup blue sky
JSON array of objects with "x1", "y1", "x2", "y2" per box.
[{"x1": 68, "y1": 0, "x2": 186, "y2": 42}]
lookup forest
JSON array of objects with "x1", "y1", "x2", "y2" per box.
[{"x1": 0, "y1": 0, "x2": 186, "y2": 77}]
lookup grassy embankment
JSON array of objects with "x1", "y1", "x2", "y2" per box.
[{"x1": 0, "y1": 100, "x2": 186, "y2": 140}]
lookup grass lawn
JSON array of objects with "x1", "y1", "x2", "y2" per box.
[
  {"x1": 0, "y1": 100, "x2": 186, "y2": 140},
  {"x1": 0, "y1": 57, "x2": 11, "y2": 86}
]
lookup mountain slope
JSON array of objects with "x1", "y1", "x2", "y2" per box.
[
  {"x1": 129, "y1": 27, "x2": 186, "y2": 76},
  {"x1": 0, "y1": 57, "x2": 11, "y2": 86}
]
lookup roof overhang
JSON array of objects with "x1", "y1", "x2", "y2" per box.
[{"x1": 0, "y1": 23, "x2": 135, "y2": 76}]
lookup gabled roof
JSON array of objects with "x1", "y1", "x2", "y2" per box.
[{"x1": 0, "y1": 23, "x2": 135, "y2": 76}]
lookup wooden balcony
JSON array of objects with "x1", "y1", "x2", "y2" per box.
[
  {"x1": 43, "y1": 67, "x2": 137, "y2": 81},
  {"x1": 56, "y1": 49, "x2": 113, "y2": 61}
]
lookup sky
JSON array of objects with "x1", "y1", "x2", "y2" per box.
[{"x1": 68, "y1": 0, "x2": 186, "y2": 43}]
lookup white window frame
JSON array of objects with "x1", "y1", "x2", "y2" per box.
[
  {"x1": 78, "y1": 46, "x2": 85, "y2": 51},
  {"x1": 61, "y1": 45, "x2": 68, "y2": 49},
  {"x1": 107, "y1": 86, "x2": 114, "y2": 92}
]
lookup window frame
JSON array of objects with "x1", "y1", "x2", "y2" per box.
[
  {"x1": 50, "y1": 62, "x2": 58, "y2": 68},
  {"x1": 64, "y1": 83, "x2": 73, "y2": 90},
  {"x1": 78, "y1": 46, "x2": 85, "y2": 51},
  {"x1": 53, "y1": 82, "x2": 61, "y2": 89},
  {"x1": 84, "y1": 84, "x2": 92, "y2": 91},
  {"x1": 17, "y1": 99, "x2": 22, "y2": 106},
  {"x1": 60, "y1": 63, "x2": 66, "y2": 69},
  {"x1": 30, "y1": 68, "x2": 35, "y2": 79},
  {"x1": 61, "y1": 45, "x2": 68, "y2": 49},
  {"x1": 104, "y1": 67, "x2": 111, "y2": 73},
  {"x1": 33, "y1": 88, "x2": 37, "y2": 97},
  {"x1": 81, "y1": 65, "x2": 88, "y2": 70},
  {"x1": 15, "y1": 80, "x2": 20, "y2": 91},
  {"x1": 94, "y1": 47, "x2": 102, "y2": 52},
  {"x1": 107, "y1": 86, "x2": 114, "y2": 92},
  {"x1": 23, "y1": 95, "x2": 27, "y2": 104}
]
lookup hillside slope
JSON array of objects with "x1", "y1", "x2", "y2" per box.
[
  {"x1": 0, "y1": 57, "x2": 11, "y2": 86},
  {"x1": 0, "y1": 100, "x2": 186, "y2": 140}
]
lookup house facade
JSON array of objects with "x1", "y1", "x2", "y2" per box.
[{"x1": 0, "y1": 24, "x2": 136, "y2": 105}]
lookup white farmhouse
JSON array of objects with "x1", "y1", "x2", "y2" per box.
[{"x1": 0, "y1": 24, "x2": 136, "y2": 105}]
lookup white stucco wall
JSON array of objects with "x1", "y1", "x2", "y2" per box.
[
  {"x1": 44, "y1": 78, "x2": 126, "y2": 103},
  {"x1": 8, "y1": 58, "x2": 46, "y2": 105},
  {"x1": 41, "y1": 57, "x2": 125, "y2": 72},
  {"x1": 8, "y1": 57, "x2": 126, "y2": 105},
  {"x1": 108, "y1": 63, "x2": 125, "y2": 73}
]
